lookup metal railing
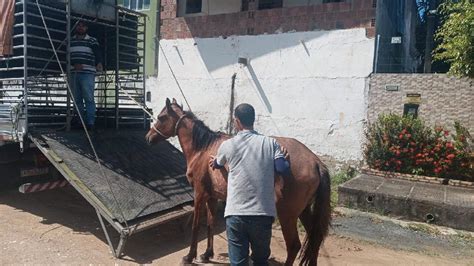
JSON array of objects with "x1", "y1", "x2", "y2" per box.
[{"x1": 0, "y1": 0, "x2": 148, "y2": 142}]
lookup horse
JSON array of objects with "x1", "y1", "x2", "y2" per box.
[{"x1": 145, "y1": 98, "x2": 331, "y2": 266}]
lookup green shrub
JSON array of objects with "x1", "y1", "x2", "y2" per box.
[
  {"x1": 364, "y1": 114, "x2": 473, "y2": 181},
  {"x1": 330, "y1": 167, "x2": 357, "y2": 209}
]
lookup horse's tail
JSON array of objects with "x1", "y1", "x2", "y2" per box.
[{"x1": 300, "y1": 163, "x2": 331, "y2": 266}]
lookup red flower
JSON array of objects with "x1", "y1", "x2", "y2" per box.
[
  {"x1": 446, "y1": 154, "x2": 455, "y2": 160},
  {"x1": 399, "y1": 134, "x2": 404, "y2": 139},
  {"x1": 444, "y1": 130, "x2": 449, "y2": 137},
  {"x1": 406, "y1": 134, "x2": 412, "y2": 139}
]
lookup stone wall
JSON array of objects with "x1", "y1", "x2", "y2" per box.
[{"x1": 368, "y1": 74, "x2": 473, "y2": 133}]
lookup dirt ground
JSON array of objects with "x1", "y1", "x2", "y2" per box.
[{"x1": 0, "y1": 188, "x2": 472, "y2": 265}]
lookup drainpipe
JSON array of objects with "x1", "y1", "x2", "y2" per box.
[
  {"x1": 155, "y1": 0, "x2": 161, "y2": 77},
  {"x1": 227, "y1": 73, "x2": 237, "y2": 135}
]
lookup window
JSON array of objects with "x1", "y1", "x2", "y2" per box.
[
  {"x1": 122, "y1": 0, "x2": 150, "y2": 11},
  {"x1": 403, "y1": 104, "x2": 419, "y2": 118},
  {"x1": 258, "y1": 0, "x2": 282, "y2": 10},
  {"x1": 241, "y1": 0, "x2": 249, "y2": 11},
  {"x1": 186, "y1": 0, "x2": 202, "y2": 14},
  {"x1": 323, "y1": 0, "x2": 345, "y2": 3}
]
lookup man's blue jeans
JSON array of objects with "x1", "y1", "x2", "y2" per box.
[
  {"x1": 71, "y1": 72, "x2": 96, "y2": 126},
  {"x1": 226, "y1": 215, "x2": 274, "y2": 266}
]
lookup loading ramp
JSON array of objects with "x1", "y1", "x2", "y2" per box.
[{"x1": 29, "y1": 129, "x2": 194, "y2": 257}]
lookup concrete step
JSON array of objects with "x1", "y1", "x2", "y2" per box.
[{"x1": 338, "y1": 174, "x2": 474, "y2": 232}]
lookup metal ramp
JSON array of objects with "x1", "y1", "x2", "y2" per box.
[
  {"x1": 0, "y1": 104, "x2": 14, "y2": 141},
  {"x1": 29, "y1": 129, "x2": 194, "y2": 257}
]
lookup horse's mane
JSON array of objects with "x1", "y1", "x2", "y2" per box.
[{"x1": 184, "y1": 111, "x2": 224, "y2": 151}]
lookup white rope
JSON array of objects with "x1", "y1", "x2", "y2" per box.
[
  {"x1": 35, "y1": 16, "x2": 85, "y2": 78},
  {"x1": 35, "y1": 1, "x2": 130, "y2": 227},
  {"x1": 158, "y1": 43, "x2": 192, "y2": 111},
  {"x1": 118, "y1": 83, "x2": 155, "y2": 119}
]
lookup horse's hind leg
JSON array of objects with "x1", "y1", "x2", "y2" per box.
[
  {"x1": 199, "y1": 197, "x2": 217, "y2": 262},
  {"x1": 278, "y1": 212, "x2": 301, "y2": 266},
  {"x1": 299, "y1": 205, "x2": 312, "y2": 233},
  {"x1": 299, "y1": 204, "x2": 322, "y2": 266}
]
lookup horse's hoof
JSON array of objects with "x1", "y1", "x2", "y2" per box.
[
  {"x1": 197, "y1": 249, "x2": 214, "y2": 263},
  {"x1": 198, "y1": 253, "x2": 212, "y2": 263},
  {"x1": 182, "y1": 255, "x2": 194, "y2": 264}
]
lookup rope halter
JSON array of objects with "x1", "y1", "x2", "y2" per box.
[{"x1": 151, "y1": 114, "x2": 188, "y2": 139}]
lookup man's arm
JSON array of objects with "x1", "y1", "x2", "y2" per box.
[
  {"x1": 209, "y1": 141, "x2": 228, "y2": 170},
  {"x1": 273, "y1": 139, "x2": 291, "y2": 176},
  {"x1": 209, "y1": 156, "x2": 225, "y2": 170},
  {"x1": 275, "y1": 157, "x2": 291, "y2": 176}
]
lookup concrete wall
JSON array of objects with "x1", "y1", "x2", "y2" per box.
[
  {"x1": 368, "y1": 74, "x2": 474, "y2": 133},
  {"x1": 148, "y1": 28, "x2": 375, "y2": 163},
  {"x1": 177, "y1": 0, "x2": 242, "y2": 16}
]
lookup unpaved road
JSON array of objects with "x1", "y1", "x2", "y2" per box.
[{"x1": 0, "y1": 188, "x2": 472, "y2": 265}]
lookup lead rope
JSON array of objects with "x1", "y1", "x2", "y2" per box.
[
  {"x1": 117, "y1": 82, "x2": 154, "y2": 118},
  {"x1": 159, "y1": 43, "x2": 192, "y2": 111},
  {"x1": 36, "y1": 1, "x2": 129, "y2": 228}
]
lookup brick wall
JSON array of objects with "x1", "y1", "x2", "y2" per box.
[
  {"x1": 160, "y1": 0, "x2": 376, "y2": 39},
  {"x1": 368, "y1": 74, "x2": 474, "y2": 133}
]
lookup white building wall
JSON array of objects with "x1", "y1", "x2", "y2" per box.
[{"x1": 148, "y1": 29, "x2": 374, "y2": 162}]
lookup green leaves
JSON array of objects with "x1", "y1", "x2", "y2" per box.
[
  {"x1": 434, "y1": 0, "x2": 474, "y2": 78},
  {"x1": 364, "y1": 114, "x2": 473, "y2": 181}
]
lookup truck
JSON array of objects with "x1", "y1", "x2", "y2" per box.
[{"x1": 0, "y1": 0, "x2": 193, "y2": 258}]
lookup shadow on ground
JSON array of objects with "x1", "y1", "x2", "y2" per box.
[{"x1": 0, "y1": 187, "x2": 226, "y2": 264}]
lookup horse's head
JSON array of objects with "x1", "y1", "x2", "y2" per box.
[{"x1": 145, "y1": 98, "x2": 185, "y2": 145}]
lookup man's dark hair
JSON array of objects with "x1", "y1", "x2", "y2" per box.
[
  {"x1": 234, "y1": 103, "x2": 255, "y2": 127},
  {"x1": 77, "y1": 20, "x2": 88, "y2": 27}
]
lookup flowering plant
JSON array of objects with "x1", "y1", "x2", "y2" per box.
[{"x1": 364, "y1": 114, "x2": 473, "y2": 181}]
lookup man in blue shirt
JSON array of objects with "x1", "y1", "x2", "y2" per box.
[
  {"x1": 210, "y1": 103, "x2": 290, "y2": 266},
  {"x1": 70, "y1": 21, "x2": 103, "y2": 130}
]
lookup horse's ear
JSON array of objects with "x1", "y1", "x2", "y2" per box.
[
  {"x1": 166, "y1": 98, "x2": 172, "y2": 113},
  {"x1": 172, "y1": 98, "x2": 177, "y2": 104}
]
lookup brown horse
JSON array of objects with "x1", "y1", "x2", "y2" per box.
[{"x1": 145, "y1": 98, "x2": 331, "y2": 266}]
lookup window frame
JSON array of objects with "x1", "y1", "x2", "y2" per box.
[{"x1": 122, "y1": 0, "x2": 150, "y2": 11}]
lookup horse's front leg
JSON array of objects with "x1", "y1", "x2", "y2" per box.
[
  {"x1": 183, "y1": 191, "x2": 206, "y2": 264},
  {"x1": 199, "y1": 197, "x2": 217, "y2": 262}
]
